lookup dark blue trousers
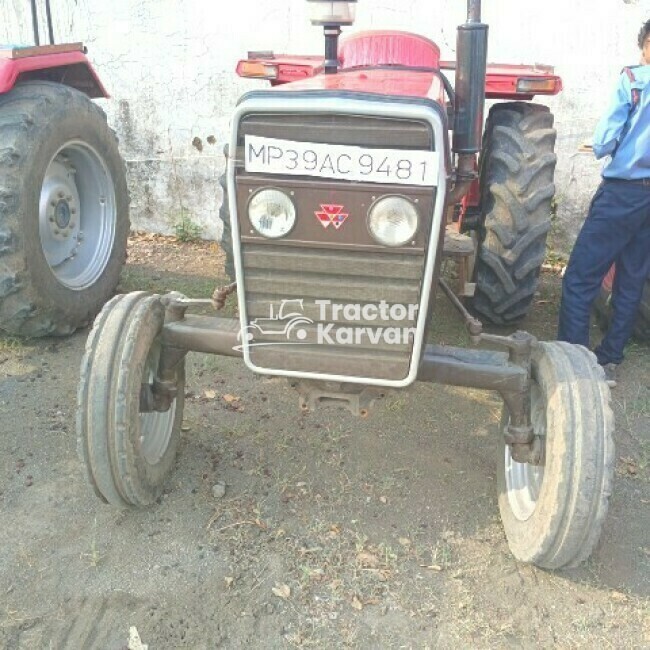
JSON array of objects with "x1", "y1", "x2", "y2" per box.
[{"x1": 558, "y1": 178, "x2": 650, "y2": 365}]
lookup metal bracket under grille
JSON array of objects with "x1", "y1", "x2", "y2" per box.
[{"x1": 293, "y1": 379, "x2": 387, "y2": 418}]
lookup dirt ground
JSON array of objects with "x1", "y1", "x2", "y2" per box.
[{"x1": 0, "y1": 234, "x2": 648, "y2": 649}]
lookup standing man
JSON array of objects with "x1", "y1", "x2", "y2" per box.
[{"x1": 558, "y1": 19, "x2": 650, "y2": 386}]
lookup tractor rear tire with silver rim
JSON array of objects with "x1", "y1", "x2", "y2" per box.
[
  {"x1": 0, "y1": 81, "x2": 129, "y2": 337},
  {"x1": 471, "y1": 102, "x2": 557, "y2": 324},
  {"x1": 497, "y1": 341, "x2": 614, "y2": 569},
  {"x1": 77, "y1": 292, "x2": 184, "y2": 507}
]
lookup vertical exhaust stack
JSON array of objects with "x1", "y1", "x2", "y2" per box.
[{"x1": 453, "y1": 0, "x2": 489, "y2": 155}]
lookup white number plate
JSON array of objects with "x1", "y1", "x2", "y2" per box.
[{"x1": 244, "y1": 135, "x2": 439, "y2": 187}]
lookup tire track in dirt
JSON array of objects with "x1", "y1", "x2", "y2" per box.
[{"x1": 9, "y1": 593, "x2": 145, "y2": 650}]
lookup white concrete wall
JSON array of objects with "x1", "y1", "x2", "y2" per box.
[{"x1": 2, "y1": 0, "x2": 649, "y2": 250}]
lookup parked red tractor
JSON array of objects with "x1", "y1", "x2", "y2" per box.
[
  {"x1": 0, "y1": 2, "x2": 129, "y2": 337},
  {"x1": 78, "y1": 1, "x2": 614, "y2": 569}
]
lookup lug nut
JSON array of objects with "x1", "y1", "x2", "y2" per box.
[
  {"x1": 71, "y1": 208, "x2": 77, "y2": 214},
  {"x1": 53, "y1": 229, "x2": 60, "y2": 235},
  {"x1": 49, "y1": 215, "x2": 55, "y2": 222},
  {"x1": 50, "y1": 200, "x2": 57, "y2": 207},
  {"x1": 66, "y1": 195, "x2": 72, "y2": 201},
  {"x1": 57, "y1": 191, "x2": 64, "y2": 199}
]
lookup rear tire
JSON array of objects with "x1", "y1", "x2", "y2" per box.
[
  {"x1": 497, "y1": 341, "x2": 614, "y2": 568},
  {"x1": 77, "y1": 292, "x2": 185, "y2": 507},
  {"x1": 0, "y1": 81, "x2": 129, "y2": 337},
  {"x1": 471, "y1": 102, "x2": 557, "y2": 325}
]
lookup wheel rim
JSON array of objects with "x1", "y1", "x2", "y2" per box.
[
  {"x1": 38, "y1": 141, "x2": 117, "y2": 290},
  {"x1": 504, "y1": 382, "x2": 546, "y2": 521},
  {"x1": 139, "y1": 341, "x2": 177, "y2": 466}
]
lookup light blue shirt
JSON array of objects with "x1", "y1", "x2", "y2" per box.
[{"x1": 593, "y1": 64, "x2": 650, "y2": 180}]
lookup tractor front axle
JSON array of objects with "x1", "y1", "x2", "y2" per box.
[{"x1": 156, "y1": 294, "x2": 541, "y2": 464}]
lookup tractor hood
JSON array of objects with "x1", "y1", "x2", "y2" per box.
[
  {"x1": 270, "y1": 30, "x2": 447, "y2": 105},
  {"x1": 272, "y1": 68, "x2": 447, "y2": 105}
]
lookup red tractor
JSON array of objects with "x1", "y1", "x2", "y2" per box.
[
  {"x1": 228, "y1": 27, "x2": 563, "y2": 326},
  {"x1": 0, "y1": 2, "x2": 129, "y2": 337},
  {"x1": 78, "y1": 1, "x2": 614, "y2": 569}
]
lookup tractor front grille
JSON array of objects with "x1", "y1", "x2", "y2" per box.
[
  {"x1": 233, "y1": 106, "x2": 440, "y2": 384},
  {"x1": 242, "y1": 243, "x2": 424, "y2": 380}
]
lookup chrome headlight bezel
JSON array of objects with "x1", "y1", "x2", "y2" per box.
[
  {"x1": 247, "y1": 187, "x2": 297, "y2": 239},
  {"x1": 366, "y1": 194, "x2": 420, "y2": 247}
]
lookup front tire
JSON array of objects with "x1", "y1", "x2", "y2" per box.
[
  {"x1": 471, "y1": 102, "x2": 557, "y2": 325},
  {"x1": 497, "y1": 341, "x2": 614, "y2": 569},
  {"x1": 77, "y1": 292, "x2": 185, "y2": 507},
  {"x1": 0, "y1": 81, "x2": 129, "y2": 337}
]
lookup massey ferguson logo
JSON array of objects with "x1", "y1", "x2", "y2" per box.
[{"x1": 315, "y1": 204, "x2": 348, "y2": 230}]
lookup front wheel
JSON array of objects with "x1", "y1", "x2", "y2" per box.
[
  {"x1": 497, "y1": 341, "x2": 614, "y2": 569},
  {"x1": 77, "y1": 292, "x2": 185, "y2": 507}
]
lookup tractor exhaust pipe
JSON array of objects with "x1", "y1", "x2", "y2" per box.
[
  {"x1": 453, "y1": 1, "x2": 488, "y2": 155},
  {"x1": 467, "y1": 0, "x2": 482, "y2": 23},
  {"x1": 30, "y1": 0, "x2": 40, "y2": 46}
]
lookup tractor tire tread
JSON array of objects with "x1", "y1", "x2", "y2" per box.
[
  {"x1": 497, "y1": 341, "x2": 614, "y2": 568},
  {"x1": 77, "y1": 292, "x2": 184, "y2": 508},
  {"x1": 0, "y1": 81, "x2": 129, "y2": 337},
  {"x1": 471, "y1": 102, "x2": 557, "y2": 325}
]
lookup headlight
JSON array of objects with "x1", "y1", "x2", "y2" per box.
[
  {"x1": 248, "y1": 189, "x2": 296, "y2": 239},
  {"x1": 367, "y1": 196, "x2": 419, "y2": 247}
]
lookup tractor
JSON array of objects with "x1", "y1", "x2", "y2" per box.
[
  {"x1": 77, "y1": 0, "x2": 614, "y2": 569},
  {"x1": 0, "y1": 1, "x2": 129, "y2": 337}
]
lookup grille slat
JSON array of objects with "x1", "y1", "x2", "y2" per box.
[
  {"x1": 238, "y1": 114, "x2": 433, "y2": 150},
  {"x1": 243, "y1": 246, "x2": 423, "y2": 280},
  {"x1": 249, "y1": 345, "x2": 411, "y2": 381},
  {"x1": 244, "y1": 270, "x2": 420, "y2": 304}
]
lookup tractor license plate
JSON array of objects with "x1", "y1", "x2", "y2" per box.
[{"x1": 244, "y1": 135, "x2": 439, "y2": 187}]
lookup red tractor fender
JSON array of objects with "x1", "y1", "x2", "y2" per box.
[
  {"x1": 0, "y1": 45, "x2": 108, "y2": 98},
  {"x1": 237, "y1": 30, "x2": 563, "y2": 101}
]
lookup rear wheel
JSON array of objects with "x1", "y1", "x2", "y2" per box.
[
  {"x1": 471, "y1": 102, "x2": 557, "y2": 325},
  {"x1": 0, "y1": 81, "x2": 129, "y2": 337},
  {"x1": 77, "y1": 292, "x2": 185, "y2": 507},
  {"x1": 497, "y1": 341, "x2": 614, "y2": 568}
]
